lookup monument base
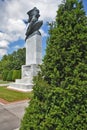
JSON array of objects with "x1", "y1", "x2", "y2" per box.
[
  {"x1": 8, "y1": 83, "x2": 33, "y2": 92},
  {"x1": 8, "y1": 64, "x2": 39, "y2": 92},
  {"x1": 8, "y1": 34, "x2": 42, "y2": 92}
]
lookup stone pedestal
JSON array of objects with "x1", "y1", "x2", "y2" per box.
[
  {"x1": 8, "y1": 34, "x2": 42, "y2": 92},
  {"x1": 26, "y1": 34, "x2": 42, "y2": 65}
]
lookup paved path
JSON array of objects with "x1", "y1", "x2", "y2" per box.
[
  {"x1": 0, "y1": 100, "x2": 29, "y2": 130},
  {"x1": 0, "y1": 84, "x2": 9, "y2": 86},
  {"x1": 0, "y1": 82, "x2": 14, "y2": 86}
]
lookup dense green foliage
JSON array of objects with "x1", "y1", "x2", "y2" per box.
[
  {"x1": 2, "y1": 70, "x2": 9, "y2": 81},
  {"x1": 6, "y1": 70, "x2": 13, "y2": 81},
  {"x1": 2, "y1": 69, "x2": 21, "y2": 81},
  {"x1": 20, "y1": 0, "x2": 87, "y2": 130},
  {"x1": 0, "y1": 48, "x2": 25, "y2": 81},
  {"x1": 0, "y1": 74, "x2": 2, "y2": 79},
  {"x1": 0, "y1": 48, "x2": 25, "y2": 73},
  {"x1": 12, "y1": 70, "x2": 21, "y2": 81}
]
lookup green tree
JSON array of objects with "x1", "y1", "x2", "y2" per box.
[
  {"x1": 20, "y1": 0, "x2": 87, "y2": 129},
  {"x1": 0, "y1": 48, "x2": 25, "y2": 74},
  {"x1": 12, "y1": 48, "x2": 26, "y2": 70}
]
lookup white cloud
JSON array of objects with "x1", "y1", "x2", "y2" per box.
[
  {"x1": 14, "y1": 45, "x2": 20, "y2": 50},
  {"x1": 7, "y1": 19, "x2": 25, "y2": 33},
  {"x1": 0, "y1": 49, "x2": 7, "y2": 58},
  {"x1": 0, "y1": 40, "x2": 9, "y2": 49},
  {"x1": 40, "y1": 29, "x2": 48, "y2": 37},
  {"x1": 0, "y1": 0, "x2": 62, "y2": 58}
]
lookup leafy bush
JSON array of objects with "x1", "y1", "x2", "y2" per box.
[
  {"x1": 20, "y1": 77, "x2": 51, "y2": 130},
  {"x1": 0, "y1": 74, "x2": 2, "y2": 80},
  {"x1": 7, "y1": 70, "x2": 13, "y2": 81},
  {"x1": 2, "y1": 70, "x2": 9, "y2": 81},
  {"x1": 12, "y1": 70, "x2": 21, "y2": 81},
  {"x1": 18, "y1": 69, "x2": 21, "y2": 79},
  {"x1": 20, "y1": 77, "x2": 87, "y2": 130}
]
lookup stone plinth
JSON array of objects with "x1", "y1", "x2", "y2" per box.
[
  {"x1": 8, "y1": 34, "x2": 42, "y2": 92},
  {"x1": 26, "y1": 34, "x2": 42, "y2": 65}
]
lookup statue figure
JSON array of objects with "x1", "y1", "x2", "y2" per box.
[{"x1": 25, "y1": 7, "x2": 43, "y2": 40}]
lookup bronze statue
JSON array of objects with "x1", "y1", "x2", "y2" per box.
[{"x1": 25, "y1": 7, "x2": 43, "y2": 40}]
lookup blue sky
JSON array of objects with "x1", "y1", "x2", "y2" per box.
[
  {"x1": 83, "y1": 0, "x2": 87, "y2": 15},
  {"x1": 0, "y1": 0, "x2": 87, "y2": 59}
]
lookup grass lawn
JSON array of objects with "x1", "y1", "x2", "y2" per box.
[{"x1": 0, "y1": 86, "x2": 33, "y2": 102}]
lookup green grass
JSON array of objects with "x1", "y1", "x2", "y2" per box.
[{"x1": 0, "y1": 86, "x2": 33, "y2": 102}]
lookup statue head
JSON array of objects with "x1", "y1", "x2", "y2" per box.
[
  {"x1": 25, "y1": 7, "x2": 43, "y2": 40},
  {"x1": 27, "y1": 7, "x2": 40, "y2": 23}
]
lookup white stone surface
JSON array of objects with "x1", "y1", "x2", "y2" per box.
[
  {"x1": 8, "y1": 34, "x2": 42, "y2": 91},
  {"x1": 8, "y1": 84, "x2": 33, "y2": 92},
  {"x1": 26, "y1": 34, "x2": 42, "y2": 65},
  {"x1": 22, "y1": 64, "x2": 39, "y2": 78}
]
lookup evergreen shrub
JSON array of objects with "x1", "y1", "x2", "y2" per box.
[
  {"x1": 7, "y1": 70, "x2": 13, "y2": 81},
  {"x1": 12, "y1": 70, "x2": 21, "y2": 81},
  {"x1": 2, "y1": 70, "x2": 9, "y2": 81}
]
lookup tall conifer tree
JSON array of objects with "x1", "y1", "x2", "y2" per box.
[{"x1": 20, "y1": 0, "x2": 87, "y2": 129}]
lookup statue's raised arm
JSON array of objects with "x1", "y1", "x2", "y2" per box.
[{"x1": 25, "y1": 7, "x2": 43, "y2": 40}]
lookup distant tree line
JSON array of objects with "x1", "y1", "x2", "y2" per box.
[{"x1": 0, "y1": 48, "x2": 25, "y2": 81}]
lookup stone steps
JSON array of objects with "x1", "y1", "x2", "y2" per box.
[{"x1": 8, "y1": 83, "x2": 33, "y2": 92}]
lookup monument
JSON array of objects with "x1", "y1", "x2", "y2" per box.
[{"x1": 8, "y1": 7, "x2": 43, "y2": 91}]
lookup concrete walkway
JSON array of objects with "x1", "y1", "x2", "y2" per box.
[
  {"x1": 0, "y1": 84, "x2": 9, "y2": 86},
  {"x1": 0, "y1": 82, "x2": 14, "y2": 87},
  {"x1": 0, "y1": 100, "x2": 29, "y2": 130}
]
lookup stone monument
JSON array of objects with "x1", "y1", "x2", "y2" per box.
[{"x1": 8, "y1": 7, "x2": 43, "y2": 91}]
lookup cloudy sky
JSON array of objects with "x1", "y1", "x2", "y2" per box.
[{"x1": 0, "y1": 0, "x2": 87, "y2": 59}]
